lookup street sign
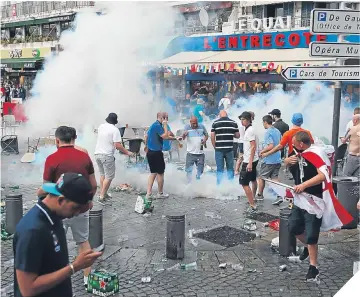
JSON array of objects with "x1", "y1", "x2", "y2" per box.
[
  {"x1": 309, "y1": 42, "x2": 360, "y2": 58},
  {"x1": 310, "y1": 9, "x2": 360, "y2": 35},
  {"x1": 281, "y1": 66, "x2": 360, "y2": 81}
]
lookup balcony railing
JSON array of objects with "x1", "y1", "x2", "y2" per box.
[
  {"x1": 171, "y1": 16, "x2": 312, "y2": 36},
  {"x1": 1, "y1": 1, "x2": 94, "y2": 22}
]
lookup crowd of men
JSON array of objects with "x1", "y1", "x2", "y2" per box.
[
  {"x1": 141, "y1": 106, "x2": 359, "y2": 284},
  {"x1": 11, "y1": 104, "x2": 360, "y2": 296},
  {"x1": 1, "y1": 83, "x2": 27, "y2": 102}
]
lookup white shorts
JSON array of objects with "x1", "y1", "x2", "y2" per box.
[
  {"x1": 95, "y1": 154, "x2": 116, "y2": 180},
  {"x1": 63, "y1": 211, "x2": 89, "y2": 244}
]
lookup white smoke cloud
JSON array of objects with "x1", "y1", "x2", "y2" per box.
[
  {"x1": 21, "y1": 2, "x2": 176, "y2": 137},
  {"x1": 8, "y1": 2, "x2": 355, "y2": 199}
]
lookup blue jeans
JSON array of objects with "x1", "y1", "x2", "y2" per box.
[{"x1": 215, "y1": 150, "x2": 234, "y2": 185}]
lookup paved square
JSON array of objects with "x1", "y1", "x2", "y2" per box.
[
  {"x1": 194, "y1": 226, "x2": 256, "y2": 247},
  {"x1": 246, "y1": 211, "x2": 279, "y2": 223}
]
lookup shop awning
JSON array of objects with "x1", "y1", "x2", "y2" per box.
[
  {"x1": 1, "y1": 13, "x2": 76, "y2": 29},
  {"x1": 158, "y1": 48, "x2": 335, "y2": 68},
  {"x1": 158, "y1": 51, "x2": 223, "y2": 68},
  {"x1": 1, "y1": 58, "x2": 43, "y2": 69},
  {"x1": 244, "y1": 0, "x2": 294, "y2": 6}
]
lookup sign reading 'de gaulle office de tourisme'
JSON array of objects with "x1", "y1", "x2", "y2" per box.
[
  {"x1": 309, "y1": 42, "x2": 360, "y2": 58},
  {"x1": 311, "y1": 9, "x2": 360, "y2": 35},
  {"x1": 281, "y1": 66, "x2": 360, "y2": 81}
]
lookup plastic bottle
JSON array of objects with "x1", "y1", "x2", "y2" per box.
[{"x1": 180, "y1": 262, "x2": 197, "y2": 270}]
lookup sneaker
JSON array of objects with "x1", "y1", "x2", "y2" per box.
[
  {"x1": 306, "y1": 265, "x2": 320, "y2": 283},
  {"x1": 156, "y1": 192, "x2": 169, "y2": 199},
  {"x1": 104, "y1": 193, "x2": 112, "y2": 199},
  {"x1": 97, "y1": 196, "x2": 105, "y2": 205},
  {"x1": 299, "y1": 247, "x2": 309, "y2": 261},
  {"x1": 255, "y1": 194, "x2": 264, "y2": 201},
  {"x1": 272, "y1": 196, "x2": 283, "y2": 206},
  {"x1": 246, "y1": 206, "x2": 257, "y2": 215}
]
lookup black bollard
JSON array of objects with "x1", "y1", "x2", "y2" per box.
[
  {"x1": 89, "y1": 206, "x2": 104, "y2": 251},
  {"x1": 166, "y1": 214, "x2": 185, "y2": 260},
  {"x1": 5, "y1": 194, "x2": 23, "y2": 234},
  {"x1": 333, "y1": 176, "x2": 360, "y2": 229},
  {"x1": 279, "y1": 208, "x2": 297, "y2": 257}
]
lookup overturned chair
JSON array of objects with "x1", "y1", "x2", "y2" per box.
[{"x1": 123, "y1": 138, "x2": 144, "y2": 163}]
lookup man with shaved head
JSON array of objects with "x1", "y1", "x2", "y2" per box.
[
  {"x1": 182, "y1": 116, "x2": 209, "y2": 182},
  {"x1": 342, "y1": 114, "x2": 360, "y2": 177},
  {"x1": 211, "y1": 110, "x2": 240, "y2": 184},
  {"x1": 144, "y1": 112, "x2": 176, "y2": 199}
]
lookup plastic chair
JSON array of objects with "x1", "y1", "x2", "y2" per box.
[
  {"x1": 334, "y1": 143, "x2": 348, "y2": 174},
  {"x1": 123, "y1": 138, "x2": 144, "y2": 163},
  {"x1": 1, "y1": 135, "x2": 19, "y2": 155},
  {"x1": 2, "y1": 115, "x2": 20, "y2": 136}
]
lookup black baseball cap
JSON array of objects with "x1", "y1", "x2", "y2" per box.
[
  {"x1": 42, "y1": 173, "x2": 93, "y2": 205},
  {"x1": 105, "y1": 112, "x2": 118, "y2": 125},
  {"x1": 269, "y1": 109, "x2": 281, "y2": 116},
  {"x1": 239, "y1": 111, "x2": 252, "y2": 121}
]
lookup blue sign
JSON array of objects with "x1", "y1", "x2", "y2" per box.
[
  {"x1": 318, "y1": 12, "x2": 327, "y2": 21},
  {"x1": 290, "y1": 70, "x2": 298, "y2": 78},
  {"x1": 163, "y1": 30, "x2": 360, "y2": 58}
]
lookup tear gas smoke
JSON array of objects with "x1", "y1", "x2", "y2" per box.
[
  {"x1": 7, "y1": 3, "x2": 354, "y2": 199},
  {"x1": 21, "y1": 2, "x2": 176, "y2": 137}
]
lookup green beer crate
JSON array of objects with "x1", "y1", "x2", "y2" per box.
[{"x1": 87, "y1": 270, "x2": 119, "y2": 296}]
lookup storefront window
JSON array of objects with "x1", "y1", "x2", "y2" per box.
[
  {"x1": 252, "y1": 5, "x2": 263, "y2": 19},
  {"x1": 42, "y1": 23, "x2": 57, "y2": 38},
  {"x1": 1, "y1": 29, "x2": 9, "y2": 40},
  {"x1": 301, "y1": 2, "x2": 314, "y2": 27},
  {"x1": 28, "y1": 25, "x2": 40, "y2": 35},
  {"x1": 61, "y1": 22, "x2": 71, "y2": 32},
  {"x1": 283, "y1": 3, "x2": 294, "y2": 17}
]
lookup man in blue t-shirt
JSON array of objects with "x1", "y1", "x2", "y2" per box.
[
  {"x1": 193, "y1": 98, "x2": 206, "y2": 123},
  {"x1": 144, "y1": 112, "x2": 176, "y2": 199},
  {"x1": 257, "y1": 115, "x2": 283, "y2": 205}
]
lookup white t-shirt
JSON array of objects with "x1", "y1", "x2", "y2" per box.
[
  {"x1": 95, "y1": 123, "x2": 122, "y2": 156},
  {"x1": 184, "y1": 123, "x2": 208, "y2": 155},
  {"x1": 219, "y1": 97, "x2": 231, "y2": 111},
  {"x1": 243, "y1": 125, "x2": 259, "y2": 163},
  {"x1": 345, "y1": 120, "x2": 353, "y2": 135}
]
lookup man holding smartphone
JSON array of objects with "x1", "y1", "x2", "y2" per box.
[
  {"x1": 144, "y1": 112, "x2": 177, "y2": 199},
  {"x1": 14, "y1": 173, "x2": 102, "y2": 297}
]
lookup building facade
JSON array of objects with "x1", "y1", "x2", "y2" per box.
[
  {"x1": 1, "y1": 1, "x2": 359, "y2": 101},
  {"x1": 159, "y1": 1, "x2": 360, "y2": 105}
]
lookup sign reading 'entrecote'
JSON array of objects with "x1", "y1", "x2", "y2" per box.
[
  {"x1": 311, "y1": 9, "x2": 360, "y2": 35},
  {"x1": 282, "y1": 66, "x2": 360, "y2": 81}
]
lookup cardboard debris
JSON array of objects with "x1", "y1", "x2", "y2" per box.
[{"x1": 114, "y1": 184, "x2": 132, "y2": 192}]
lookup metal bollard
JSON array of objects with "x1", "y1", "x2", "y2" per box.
[
  {"x1": 333, "y1": 176, "x2": 360, "y2": 229},
  {"x1": 89, "y1": 206, "x2": 104, "y2": 251},
  {"x1": 279, "y1": 208, "x2": 297, "y2": 257},
  {"x1": 166, "y1": 214, "x2": 185, "y2": 260},
  {"x1": 5, "y1": 194, "x2": 23, "y2": 234}
]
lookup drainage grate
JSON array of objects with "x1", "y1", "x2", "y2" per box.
[
  {"x1": 194, "y1": 226, "x2": 256, "y2": 248},
  {"x1": 246, "y1": 212, "x2": 279, "y2": 223}
]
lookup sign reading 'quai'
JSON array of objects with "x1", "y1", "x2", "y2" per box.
[
  {"x1": 309, "y1": 42, "x2": 360, "y2": 58},
  {"x1": 282, "y1": 66, "x2": 360, "y2": 81},
  {"x1": 311, "y1": 9, "x2": 360, "y2": 35}
]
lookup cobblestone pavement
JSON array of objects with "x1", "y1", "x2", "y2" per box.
[{"x1": 1, "y1": 152, "x2": 359, "y2": 297}]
